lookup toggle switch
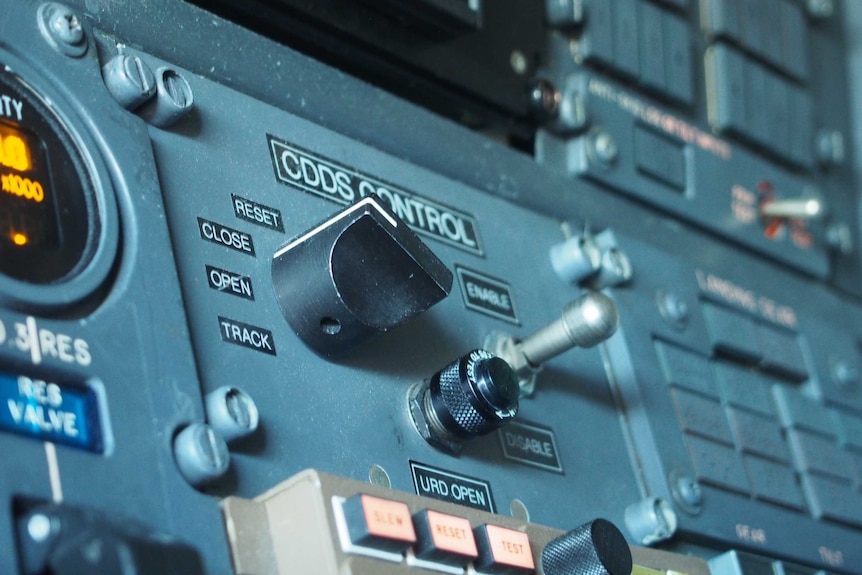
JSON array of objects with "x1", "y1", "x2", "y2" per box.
[
  {"x1": 759, "y1": 197, "x2": 825, "y2": 220},
  {"x1": 271, "y1": 196, "x2": 453, "y2": 357},
  {"x1": 486, "y1": 291, "x2": 619, "y2": 396},
  {"x1": 409, "y1": 349, "x2": 520, "y2": 454}
]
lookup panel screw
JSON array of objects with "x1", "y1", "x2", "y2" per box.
[
  {"x1": 368, "y1": 465, "x2": 391, "y2": 488},
  {"x1": 27, "y1": 513, "x2": 57, "y2": 543},
  {"x1": 205, "y1": 386, "x2": 259, "y2": 443},
  {"x1": 672, "y1": 474, "x2": 703, "y2": 512},
  {"x1": 510, "y1": 50, "x2": 529, "y2": 75},
  {"x1": 816, "y1": 129, "x2": 845, "y2": 166},
  {"x1": 826, "y1": 223, "x2": 854, "y2": 255},
  {"x1": 590, "y1": 247, "x2": 632, "y2": 289},
  {"x1": 657, "y1": 291, "x2": 689, "y2": 328},
  {"x1": 624, "y1": 497, "x2": 678, "y2": 545},
  {"x1": 173, "y1": 423, "x2": 230, "y2": 488},
  {"x1": 831, "y1": 359, "x2": 860, "y2": 389},
  {"x1": 103, "y1": 54, "x2": 157, "y2": 110},
  {"x1": 806, "y1": 0, "x2": 834, "y2": 20},
  {"x1": 589, "y1": 130, "x2": 619, "y2": 167},
  {"x1": 138, "y1": 67, "x2": 195, "y2": 128},
  {"x1": 527, "y1": 78, "x2": 561, "y2": 121},
  {"x1": 38, "y1": 3, "x2": 87, "y2": 57}
]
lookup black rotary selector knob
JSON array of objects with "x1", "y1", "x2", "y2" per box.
[
  {"x1": 426, "y1": 349, "x2": 519, "y2": 440},
  {"x1": 541, "y1": 519, "x2": 632, "y2": 575}
]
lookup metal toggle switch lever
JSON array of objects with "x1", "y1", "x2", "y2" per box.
[
  {"x1": 759, "y1": 197, "x2": 825, "y2": 220},
  {"x1": 486, "y1": 291, "x2": 619, "y2": 396}
]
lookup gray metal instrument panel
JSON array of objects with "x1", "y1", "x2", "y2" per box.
[{"x1": 0, "y1": 0, "x2": 861, "y2": 574}]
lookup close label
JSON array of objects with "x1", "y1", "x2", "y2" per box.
[{"x1": 198, "y1": 217, "x2": 256, "y2": 256}]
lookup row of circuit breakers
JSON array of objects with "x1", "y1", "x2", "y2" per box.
[{"x1": 1, "y1": 1, "x2": 862, "y2": 575}]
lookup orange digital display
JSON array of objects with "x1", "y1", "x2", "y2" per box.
[
  {"x1": 2, "y1": 173, "x2": 44, "y2": 203},
  {"x1": 0, "y1": 121, "x2": 55, "y2": 250},
  {"x1": 0, "y1": 124, "x2": 32, "y2": 172}
]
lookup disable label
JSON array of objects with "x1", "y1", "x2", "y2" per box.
[
  {"x1": 0, "y1": 371, "x2": 102, "y2": 452},
  {"x1": 499, "y1": 421, "x2": 563, "y2": 473}
]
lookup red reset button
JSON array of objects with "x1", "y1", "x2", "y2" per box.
[
  {"x1": 341, "y1": 494, "x2": 416, "y2": 553},
  {"x1": 474, "y1": 524, "x2": 535, "y2": 575},
  {"x1": 412, "y1": 509, "x2": 479, "y2": 566}
]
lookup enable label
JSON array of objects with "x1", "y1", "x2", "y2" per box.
[
  {"x1": 410, "y1": 461, "x2": 495, "y2": 512},
  {"x1": 499, "y1": 421, "x2": 563, "y2": 473},
  {"x1": 455, "y1": 266, "x2": 519, "y2": 324},
  {"x1": 0, "y1": 371, "x2": 102, "y2": 452},
  {"x1": 268, "y1": 136, "x2": 483, "y2": 255}
]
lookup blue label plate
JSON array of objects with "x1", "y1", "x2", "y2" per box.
[{"x1": 0, "y1": 370, "x2": 102, "y2": 452}]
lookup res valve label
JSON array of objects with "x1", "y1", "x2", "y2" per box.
[
  {"x1": 268, "y1": 135, "x2": 484, "y2": 256},
  {"x1": 455, "y1": 266, "x2": 519, "y2": 324},
  {"x1": 0, "y1": 371, "x2": 103, "y2": 452},
  {"x1": 218, "y1": 316, "x2": 276, "y2": 355},
  {"x1": 410, "y1": 461, "x2": 495, "y2": 513}
]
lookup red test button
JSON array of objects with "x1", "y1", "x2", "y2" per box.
[
  {"x1": 341, "y1": 494, "x2": 416, "y2": 553},
  {"x1": 473, "y1": 524, "x2": 535, "y2": 575},
  {"x1": 412, "y1": 509, "x2": 479, "y2": 566}
]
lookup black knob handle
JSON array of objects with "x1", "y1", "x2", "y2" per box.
[
  {"x1": 426, "y1": 349, "x2": 519, "y2": 440},
  {"x1": 271, "y1": 196, "x2": 452, "y2": 356},
  {"x1": 541, "y1": 519, "x2": 632, "y2": 575}
]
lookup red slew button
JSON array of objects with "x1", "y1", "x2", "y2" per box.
[{"x1": 341, "y1": 494, "x2": 416, "y2": 553}]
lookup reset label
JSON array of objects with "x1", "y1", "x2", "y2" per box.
[
  {"x1": 0, "y1": 371, "x2": 102, "y2": 452},
  {"x1": 218, "y1": 316, "x2": 276, "y2": 355},
  {"x1": 499, "y1": 421, "x2": 563, "y2": 473},
  {"x1": 410, "y1": 461, "x2": 495, "y2": 513},
  {"x1": 268, "y1": 135, "x2": 483, "y2": 256},
  {"x1": 455, "y1": 266, "x2": 519, "y2": 324},
  {"x1": 231, "y1": 194, "x2": 284, "y2": 232}
]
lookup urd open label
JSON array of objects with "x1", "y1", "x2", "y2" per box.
[
  {"x1": 455, "y1": 266, "x2": 519, "y2": 324},
  {"x1": 410, "y1": 461, "x2": 495, "y2": 513}
]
